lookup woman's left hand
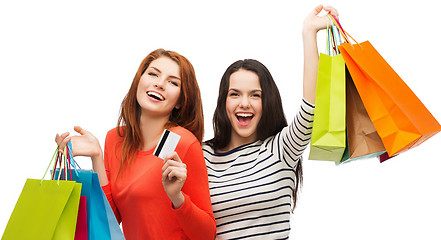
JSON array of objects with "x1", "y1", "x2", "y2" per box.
[
  {"x1": 162, "y1": 152, "x2": 187, "y2": 209},
  {"x1": 303, "y1": 5, "x2": 339, "y2": 33}
]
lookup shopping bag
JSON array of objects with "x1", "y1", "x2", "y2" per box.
[
  {"x1": 344, "y1": 66, "x2": 386, "y2": 160},
  {"x1": 309, "y1": 17, "x2": 346, "y2": 161},
  {"x1": 55, "y1": 168, "x2": 113, "y2": 240},
  {"x1": 75, "y1": 196, "x2": 88, "y2": 240},
  {"x1": 329, "y1": 14, "x2": 441, "y2": 156},
  {"x1": 377, "y1": 151, "x2": 396, "y2": 163},
  {"x1": 2, "y1": 149, "x2": 82, "y2": 240},
  {"x1": 102, "y1": 190, "x2": 126, "y2": 239},
  {"x1": 62, "y1": 142, "x2": 125, "y2": 240}
]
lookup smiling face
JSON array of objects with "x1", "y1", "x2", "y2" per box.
[
  {"x1": 136, "y1": 56, "x2": 182, "y2": 118},
  {"x1": 226, "y1": 69, "x2": 263, "y2": 147}
]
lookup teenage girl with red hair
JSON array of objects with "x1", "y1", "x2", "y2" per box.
[{"x1": 56, "y1": 49, "x2": 215, "y2": 240}]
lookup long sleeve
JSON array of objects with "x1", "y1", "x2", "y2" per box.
[
  {"x1": 174, "y1": 140, "x2": 216, "y2": 240},
  {"x1": 265, "y1": 99, "x2": 315, "y2": 168},
  {"x1": 102, "y1": 131, "x2": 122, "y2": 223}
]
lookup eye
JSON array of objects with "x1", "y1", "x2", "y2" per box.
[
  {"x1": 148, "y1": 72, "x2": 158, "y2": 77},
  {"x1": 251, "y1": 93, "x2": 261, "y2": 98},
  {"x1": 168, "y1": 80, "x2": 179, "y2": 86},
  {"x1": 228, "y1": 92, "x2": 239, "y2": 97}
]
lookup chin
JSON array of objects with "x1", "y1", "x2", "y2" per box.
[{"x1": 236, "y1": 130, "x2": 257, "y2": 140}]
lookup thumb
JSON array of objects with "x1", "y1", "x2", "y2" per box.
[
  {"x1": 74, "y1": 126, "x2": 88, "y2": 136},
  {"x1": 312, "y1": 4, "x2": 324, "y2": 15}
]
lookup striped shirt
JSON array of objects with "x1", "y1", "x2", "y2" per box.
[{"x1": 203, "y1": 99, "x2": 315, "y2": 239}]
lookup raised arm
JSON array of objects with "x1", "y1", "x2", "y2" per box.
[
  {"x1": 266, "y1": 6, "x2": 340, "y2": 167},
  {"x1": 302, "y1": 5, "x2": 339, "y2": 104}
]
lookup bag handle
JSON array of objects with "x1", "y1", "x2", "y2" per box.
[
  {"x1": 326, "y1": 15, "x2": 344, "y2": 56},
  {"x1": 51, "y1": 146, "x2": 68, "y2": 181},
  {"x1": 67, "y1": 141, "x2": 81, "y2": 175},
  {"x1": 41, "y1": 146, "x2": 66, "y2": 184},
  {"x1": 41, "y1": 142, "x2": 80, "y2": 185},
  {"x1": 328, "y1": 13, "x2": 359, "y2": 46},
  {"x1": 59, "y1": 142, "x2": 80, "y2": 180},
  {"x1": 41, "y1": 146, "x2": 59, "y2": 185},
  {"x1": 326, "y1": 17, "x2": 332, "y2": 55}
]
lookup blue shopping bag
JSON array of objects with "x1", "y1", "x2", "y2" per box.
[
  {"x1": 56, "y1": 169, "x2": 125, "y2": 240},
  {"x1": 78, "y1": 170, "x2": 111, "y2": 240},
  {"x1": 102, "y1": 190, "x2": 125, "y2": 239},
  {"x1": 55, "y1": 142, "x2": 125, "y2": 240}
]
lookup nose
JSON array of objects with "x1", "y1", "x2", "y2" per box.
[
  {"x1": 154, "y1": 77, "x2": 166, "y2": 90},
  {"x1": 239, "y1": 96, "x2": 250, "y2": 109}
]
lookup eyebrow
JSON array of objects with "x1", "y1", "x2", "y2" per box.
[
  {"x1": 149, "y1": 66, "x2": 181, "y2": 81},
  {"x1": 228, "y1": 88, "x2": 262, "y2": 93}
]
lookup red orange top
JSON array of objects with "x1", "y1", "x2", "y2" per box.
[{"x1": 102, "y1": 126, "x2": 215, "y2": 240}]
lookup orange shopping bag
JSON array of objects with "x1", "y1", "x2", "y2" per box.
[{"x1": 328, "y1": 14, "x2": 441, "y2": 157}]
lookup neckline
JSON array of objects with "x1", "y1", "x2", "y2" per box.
[
  {"x1": 137, "y1": 147, "x2": 155, "y2": 156},
  {"x1": 212, "y1": 140, "x2": 260, "y2": 156},
  {"x1": 137, "y1": 126, "x2": 180, "y2": 156}
]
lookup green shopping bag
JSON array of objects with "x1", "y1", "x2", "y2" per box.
[
  {"x1": 309, "y1": 17, "x2": 346, "y2": 162},
  {"x1": 2, "y1": 148, "x2": 82, "y2": 240}
]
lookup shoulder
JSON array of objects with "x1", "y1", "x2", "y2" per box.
[
  {"x1": 202, "y1": 143, "x2": 214, "y2": 152},
  {"x1": 171, "y1": 126, "x2": 200, "y2": 156},
  {"x1": 201, "y1": 143, "x2": 216, "y2": 159},
  {"x1": 105, "y1": 127, "x2": 123, "y2": 141},
  {"x1": 104, "y1": 127, "x2": 124, "y2": 150},
  {"x1": 171, "y1": 126, "x2": 198, "y2": 145}
]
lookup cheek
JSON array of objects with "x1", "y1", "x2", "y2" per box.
[
  {"x1": 225, "y1": 99, "x2": 235, "y2": 123},
  {"x1": 253, "y1": 100, "x2": 263, "y2": 118},
  {"x1": 137, "y1": 77, "x2": 148, "y2": 93},
  {"x1": 136, "y1": 85, "x2": 144, "y2": 103},
  {"x1": 225, "y1": 98, "x2": 236, "y2": 114},
  {"x1": 170, "y1": 88, "x2": 182, "y2": 105}
]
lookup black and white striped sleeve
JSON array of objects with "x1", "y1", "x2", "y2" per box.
[{"x1": 266, "y1": 99, "x2": 315, "y2": 168}]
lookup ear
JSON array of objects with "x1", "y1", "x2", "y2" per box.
[{"x1": 175, "y1": 95, "x2": 183, "y2": 110}]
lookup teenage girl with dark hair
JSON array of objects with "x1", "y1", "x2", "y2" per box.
[{"x1": 204, "y1": 5, "x2": 338, "y2": 239}]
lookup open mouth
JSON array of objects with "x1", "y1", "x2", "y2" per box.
[
  {"x1": 147, "y1": 91, "x2": 165, "y2": 101},
  {"x1": 236, "y1": 113, "x2": 254, "y2": 126}
]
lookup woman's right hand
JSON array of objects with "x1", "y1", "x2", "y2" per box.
[
  {"x1": 55, "y1": 126, "x2": 102, "y2": 158},
  {"x1": 303, "y1": 5, "x2": 339, "y2": 33},
  {"x1": 56, "y1": 126, "x2": 108, "y2": 186}
]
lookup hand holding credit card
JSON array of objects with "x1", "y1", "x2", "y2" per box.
[{"x1": 153, "y1": 129, "x2": 181, "y2": 159}]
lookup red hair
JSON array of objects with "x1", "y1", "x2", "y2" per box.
[{"x1": 116, "y1": 49, "x2": 204, "y2": 173}]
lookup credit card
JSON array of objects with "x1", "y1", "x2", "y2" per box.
[{"x1": 153, "y1": 129, "x2": 181, "y2": 159}]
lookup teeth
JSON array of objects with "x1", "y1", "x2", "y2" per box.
[
  {"x1": 236, "y1": 113, "x2": 253, "y2": 117},
  {"x1": 147, "y1": 91, "x2": 164, "y2": 101}
]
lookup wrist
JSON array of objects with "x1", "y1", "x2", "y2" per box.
[
  {"x1": 91, "y1": 155, "x2": 103, "y2": 164},
  {"x1": 91, "y1": 150, "x2": 104, "y2": 170},
  {"x1": 170, "y1": 192, "x2": 185, "y2": 209},
  {"x1": 91, "y1": 147, "x2": 103, "y2": 162},
  {"x1": 302, "y1": 24, "x2": 318, "y2": 37}
]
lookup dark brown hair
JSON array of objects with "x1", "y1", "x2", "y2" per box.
[
  {"x1": 206, "y1": 59, "x2": 303, "y2": 210},
  {"x1": 117, "y1": 49, "x2": 204, "y2": 173}
]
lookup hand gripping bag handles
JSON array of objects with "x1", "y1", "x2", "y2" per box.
[
  {"x1": 329, "y1": 14, "x2": 441, "y2": 157},
  {"x1": 2, "y1": 146, "x2": 82, "y2": 240},
  {"x1": 309, "y1": 16, "x2": 347, "y2": 162},
  {"x1": 58, "y1": 142, "x2": 125, "y2": 240}
]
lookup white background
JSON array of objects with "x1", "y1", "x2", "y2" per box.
[{"x1": 1, "y1": 1, "x2": 440, "y2": 239}]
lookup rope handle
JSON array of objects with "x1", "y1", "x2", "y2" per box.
[
  {"x1": 41, "y1": 141, "x2": 80, "y2": 185},
  {"x1": 327, "y1": 13, "x2": 359, "y2": 45},
  {"x1": 326, "y1": 15, "x2": 344, "y2": 56}
]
